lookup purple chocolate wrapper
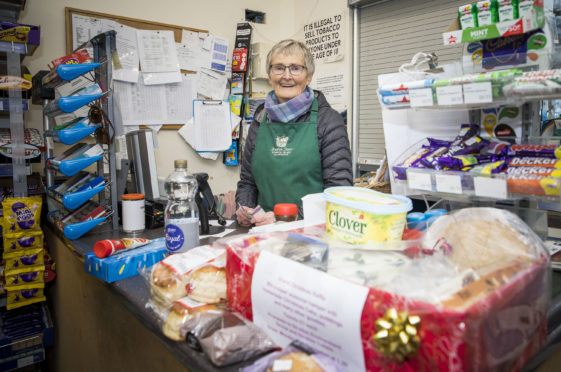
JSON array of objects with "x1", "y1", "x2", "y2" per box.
[
  {"x1": 424, "y1": 138, "x2": 452, "y2": 149},
  {"x1": 447, "y1": 136, "x2": 489, "y2": 156},
  {"x1": 486, "y1": 140, "x2": 510, "y2": 157},
  {"x1": 451, "y1": 124, "x2": 480, "y2": 146},
  {"x1": 437, "y1": 154, "x2": 497, "y2": 169},
  {"x1": 419, "y1": 147, "x2": 449, "y2": 169}
]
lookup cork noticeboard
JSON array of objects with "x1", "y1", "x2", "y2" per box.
[{"x1": 65, "y1": 7, "x2": 209, "y2": 130}]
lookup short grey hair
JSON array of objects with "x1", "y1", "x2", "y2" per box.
[{"x1": 266, "y1": 39, "x2": 315, "y2": 77}]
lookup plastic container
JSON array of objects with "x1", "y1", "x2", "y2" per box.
[
  {"x1": 122, "y1": 193, "x2": 145, "y2": 233},
  {"x1": 323, "y1": 186, "x2": 412, "y2": 244},
  {"x1": 274, "y1": 203, "x2": 298, "y2": 222},
  {"x1": 424, "y1": 208, "x2": 447, "y2": 227},
  {"x1": 164, "y1": 160, "x2": 199, "y2": 254},
  {"x1": 406, "y1": 212, "x2": 426, "y2": 231}
]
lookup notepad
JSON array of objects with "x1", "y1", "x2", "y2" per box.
[{"x1": 191, "y1": 99, "x2": 232, "y2": 151}]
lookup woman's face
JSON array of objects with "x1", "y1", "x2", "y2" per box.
[{"x1": 269, "y1": 53, "x2": 312, "y2": 103}]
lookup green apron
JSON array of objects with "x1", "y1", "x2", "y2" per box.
[{"x1": 252, "y1": 98, "x2": 323, "y2": 212}]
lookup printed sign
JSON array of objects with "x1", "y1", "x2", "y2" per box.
[{"x1": 303, "y1": 13, "x2": 344, "y2": 62}]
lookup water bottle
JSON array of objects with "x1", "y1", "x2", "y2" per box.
[{"x1": 164, "y1": 159, "x2": 199, "y2": 254}]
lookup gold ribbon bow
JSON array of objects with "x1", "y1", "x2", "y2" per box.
[{"x1": 372, "y1": 308, "x2": 421, "y2": 362}]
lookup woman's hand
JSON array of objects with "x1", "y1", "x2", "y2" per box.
[
  {"x1": 251, "y1": 211, "x2": 276, "y2": 226},
  {"x1": 235, "y1": 206, "x2": 253, "y2": 227}
]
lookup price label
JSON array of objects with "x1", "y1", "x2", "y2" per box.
[
  {"x1": 409, "y1": 88, "x2": 434, "y2": 107},
  {"x1": 463, "y1": 82, "x2": 493, "y2": 104},
  {"x1": 407, "y1": 170, "x2": 432, "y2": 191},
  {"x1": 435, "y1": 174, "x2": 462, "y2": 194},
  {"x1": 474, "y1": 177, "x2": 508, "y2": 199},
  {"x1": 273, "y1": 360, "x2": 293, "y2": 371},
  {"x1": 436, "y1": 85, "x2": 463, "y2": 105}
]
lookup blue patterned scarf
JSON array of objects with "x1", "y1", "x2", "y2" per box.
[{"x1": 264, "y1": 86, "x2": 314, "y2": 123}]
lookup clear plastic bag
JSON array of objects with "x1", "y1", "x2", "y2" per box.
[
  {"x1": 194, "y1": 309, "x2": 278, "y2": 367},
  {"x1": 241, "y1": 340, "x2": 340, "y2": 372},
  {"x1": 141, "y1": 245, "x2": 225, "y2": 311}
]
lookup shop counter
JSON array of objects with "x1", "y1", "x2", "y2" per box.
[{"x1": 44, "y1": 225, "x2": 561, "y2": 372}]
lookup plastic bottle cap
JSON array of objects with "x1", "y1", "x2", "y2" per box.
[
  {"x1": 122, "y1": 193, "x2": 145, "y2": 200},
  {"x1": 93, "y1": 240, "x2": 112, "y2": 258},
  {"x1": 174, "y1": 159, "x2": 187, "y2": 168},
  {"x1": 274, "y1": 203, "x2": 298, "y2": 216}
]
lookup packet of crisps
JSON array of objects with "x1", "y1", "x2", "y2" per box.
[{"x1": 2, "y1": 197, "x2": 42, "y2": 232}]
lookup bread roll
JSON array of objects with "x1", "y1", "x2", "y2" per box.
[
  {"x1": 162, "y1": 301, "x2": 217, "y2": 341},
  {"x1": 266, "y1": 352, "x2": 324, "y2": 372},
  {"x1": 150, "y1": 263, "x2": 190, "y2": 308},
  {"x1": 188, "y1": 266, "x2": 227, "y2": 304}
]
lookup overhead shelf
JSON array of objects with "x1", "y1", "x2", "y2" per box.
[
  {"x1": 0, "y1": 21, "x2": 40, "y2": 56},
  {"x1": 442, "y1": 1, "x2": 545, "y2": 46},
  {"x1": 393, "y1": 167, "x2": 561, "y2": 203},
  {"x1": 392, "y1": 136, "x2": 561, "y2": 203},
  {"x1": 378, "y1": 68, "x2": 561, "y2": 110}
]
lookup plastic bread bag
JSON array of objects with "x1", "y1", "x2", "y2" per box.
[
  {"x1": 422, "y1": 207, "x2": 545, "y2": 274},
  {"x1": 214, "y1": 231, "x2": 328, "y2": 272},
  {"x1": 144, "y1": 245, "x2": 225, "y2": 311},
  {"x1": 2, "y1": 197, "x2": 42, "y2": 232},
  {"x1": 327, "y1": 248, "x2": 412, "y2": 289},
  {"x1": 196, "y1": 310, "x2": 278, "y2": 366},
  {"x1": 162, "y1": 296, "x2": 222, "y2": 341},
  {"x1": 181, "y1": 308, "x2": 243, "y2": 350},
  {"x1": 241, "y1": 340, "x2": 341, "y2": 372},
  {"x1": 187, "y1": 254, "x2": 227, "y2": 304}
]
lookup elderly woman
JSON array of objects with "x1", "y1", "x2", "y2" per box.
[{"x1": 236, "y1": 39, "x2": 352, "y2": 226}]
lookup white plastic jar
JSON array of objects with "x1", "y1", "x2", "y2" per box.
[{"x1": 122, "y1": 193, "x2": 145, "y2": 233}]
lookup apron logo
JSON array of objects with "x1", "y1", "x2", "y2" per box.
[
  {"x1": 272, "y1": 136, "x2": 293, "y2": 156},
  {"x1": 275, "y1": 136, "x2": 289, "y2": 147}
]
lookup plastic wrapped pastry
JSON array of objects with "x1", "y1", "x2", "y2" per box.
[
  {"x1": 162, "y1": 297, "x2": 218, "y2": 341},
  {"x1": 149, "y1": 245, "x2": 224, "y2": 309}
]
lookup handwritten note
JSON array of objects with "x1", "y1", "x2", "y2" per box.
[{"x1": 252, "y1": 251, "x2": 368, "y2": 372}]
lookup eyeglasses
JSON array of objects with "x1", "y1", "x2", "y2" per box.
[{"x1": 270, "y1": 64, "x2": 307, "y2": 76}]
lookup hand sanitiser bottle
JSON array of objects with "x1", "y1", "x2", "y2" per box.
[{"x1": 164, "y1": 160, "x2": 200, "y2": 254}]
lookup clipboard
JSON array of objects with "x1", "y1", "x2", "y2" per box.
[{"x1": 192, "y1": 99, "x2": 232, "y2": 152}]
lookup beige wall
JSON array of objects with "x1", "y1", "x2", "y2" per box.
[{"x1": 19, "y1": 0, "x2": 351, "y2": 195}]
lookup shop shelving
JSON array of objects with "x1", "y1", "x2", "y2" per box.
[
  {"x1": 442, "y1": 0, "x2": 545, "y2": 46},
  {"x1": 39, "y1": 31, "x2": 119, "y2": 239},
  {"x1": 384, "y1": 4, "x2": 561, "y2": 238}
]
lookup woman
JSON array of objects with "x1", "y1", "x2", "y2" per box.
[{"x1": 236, "y1": 39, "x2": 352, "y2": 226}]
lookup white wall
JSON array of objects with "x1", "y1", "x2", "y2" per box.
[{"x1": 19, "y1": 0, "x2": 351, "y2": 194}]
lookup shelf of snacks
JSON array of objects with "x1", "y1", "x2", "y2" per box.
[
  {"x1": 378, "y1": 68, "x2": 561, "y2": 110},
  {"x1": 0, "y1": 21, "x2": 40, "y2": 56},
  {"x1": 443, "y1": 0, "x2": 545, "y2": 46},
  {"x1": 391, "y1": 125, "x2": 561, "y2": 202}
]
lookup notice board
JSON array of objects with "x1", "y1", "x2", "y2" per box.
[{"x1": 65, "y1": 7, "x2": 208, "y2": 130}]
